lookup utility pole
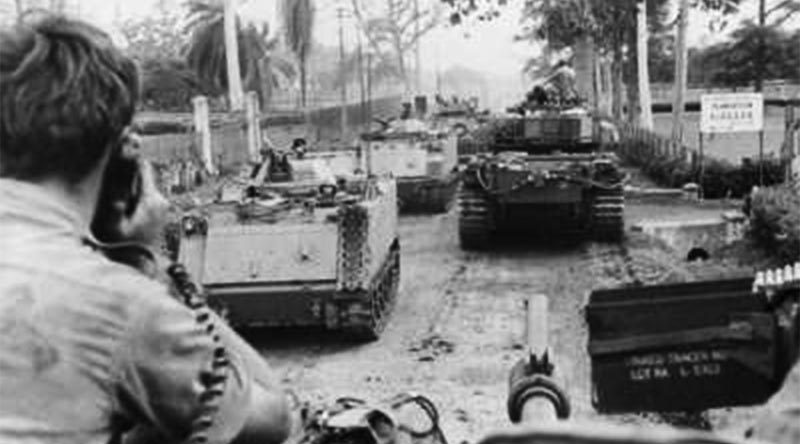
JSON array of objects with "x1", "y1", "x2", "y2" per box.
[
  {"x1": 756, "y1": 0, "x2": 766, "y2": 92},
  {"x1": 671, "y1": 0, "x2": 689, "y2": 145},
  {"x1": 414, "y1": 0, "x2": 421, "y2": 93},
  {"x1": 337, "y1": 6, "x2": 348, "y2": 138},
  {"x1": 224, "y1": 0, "x2": 244, "y2": 111},
  {"x1": 367, "y1": 52, "x2": 373, "y2": 122},
  {"x1": 435, "y1": 31, "x2": 442, "y2": 95}
]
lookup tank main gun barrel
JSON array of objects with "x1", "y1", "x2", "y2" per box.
[
  {"x1": 526, "y1": 294, "x2": 550, "y2": 376},
  {"x1": 507, "y1": 294, "x2": 570, "y2": 424},
  {"x1": 520, "y1": 295, "x2": 556, "y2": 423}
]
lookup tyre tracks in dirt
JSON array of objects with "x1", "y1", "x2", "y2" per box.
[
  {"x1": 250, "y1": 208, "x2": 728, "y2": 441},
  {"x1": 252, "y1": 211, "x2": 585, "y2": 443}
]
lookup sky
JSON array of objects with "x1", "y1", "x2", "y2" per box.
[
  {"x1": 66, "y1": 0, "x2": 532, "y2": 77},
  {"x1": 68, "y1": 0, "x2": 796, "y2": 78},
  {"x1": 24, "y1": 0, "x2": 797, "y2": 108}
]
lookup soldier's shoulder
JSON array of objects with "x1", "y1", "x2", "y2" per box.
[{"x1": 65, "y1": 247, "x2": 174, "y2": 307}]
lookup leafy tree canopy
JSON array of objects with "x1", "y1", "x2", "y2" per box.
[
  {"x1": 118, "y1": 7, "x2": 185, "y2": 61},
  {"x1": 183, "y1": 0, "x2": 296, "y2": 100},
  {"x1": 350, "y1": 0, "x2": 442, "y2": 87},
  {"x1": 688, "y1": 24, "x2": 800, "y2": 86}
]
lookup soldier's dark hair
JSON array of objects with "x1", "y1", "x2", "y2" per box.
[{"x1": 0, "y1": 14, "x2": 139, "y2": 184}]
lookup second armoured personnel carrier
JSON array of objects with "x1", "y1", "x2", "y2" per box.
[
  {"x1": 178, "y1": 153, "x2": 399, "y2": 340},
  {"x1": 430, "y1": 95, "x2": 486, "y2": 138},
  {"x1": 458, "y1": 104, "x2": 626, "y2": 249},
  {"x1": 360, "y1": 118, "x2": 459, "y2": 213}
]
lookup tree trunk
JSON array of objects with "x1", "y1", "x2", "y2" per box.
[
  {"x1": 612, "y1": 51, "x2": 624, "y2": 121},
  {"x1": 224, "y1": 0, "x2": 244, "y2": 111},
  {"x1": 626, "y1": 21, "x2": 640, "y2": 125},
  {"x1": 602, "y1": 59, "x2": 613, "y2": 116},
  {"x1": 394, "y1": 38, "x2": 410, "y2": 95},
  {"x1": 756, "y1": 0, "x2": 765, "y2": 92},
  {"x1": 258, "y1": 57, "x2": 272, "y2": 111},
  {"x1": 300, "y1": 54, "x2": 308, "y2": 108},
  {"x1": 671, "y1": 0, "x2": 689, "y2": 144},
  {"x1": 637, "y1": 0, "x2": 653, "y2": 129},
  {"x1": 593, "y1": 55, "x2": 601, "y2": 111},
  {"x1": 594, "y1": 56, "x2": 613, "y2": 116},
  {"x1": 573, "y1": 35, "x2": 595, "y2": 105}
]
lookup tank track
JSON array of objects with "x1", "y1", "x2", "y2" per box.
[
  {"x1": 342, "y1": 241, "x2": 400, "y2": 341},
  {"x1": 458, "y1": 183, "x2": 492, "y2": 250},
  {"x1": 592, "y1": 187, "x2": 625, "y2": 242}
]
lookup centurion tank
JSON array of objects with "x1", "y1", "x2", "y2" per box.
[
  {"x1": 457, "y1": 100, "x2": 626, "y2": 250},
  {"x1": 178, "y1": 151, "x2": 400, "y2": 340}
]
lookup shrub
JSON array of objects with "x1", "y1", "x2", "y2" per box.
[
  {"x1": 619, "y1": 129, "x2": 785, "y2": 198},
  {"x1": 748, "y1": 185, "x2": 800, "y2": 263}
]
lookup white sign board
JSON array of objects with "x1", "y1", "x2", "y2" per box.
[{"x1": 700, "y1": 93, "x2": 763, "y2": 133}]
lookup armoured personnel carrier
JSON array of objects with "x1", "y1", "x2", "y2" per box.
[
  {"x1": 457, "y1": 104, "x2": 625, "y2": 249},
  {"x1": 178, "y1": 153, "x2": 400, "y2": 340},
  {"x1": 430, "y1": 95, "x2": 485, "y2": 138},
  {"x1": 360, "y1": 118, "x2": 459, "y2": 213}
]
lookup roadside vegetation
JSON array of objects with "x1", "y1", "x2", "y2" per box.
[{"x1": 749, "y1": 185, "x2": 800, "y2": 263}]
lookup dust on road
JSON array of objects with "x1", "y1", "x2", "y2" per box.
[
  {"x1": 245, "y1": 210, "x2": 579, "y2": 443},
  {"x1": 244, "y1": 202, "x2": 792, "y2": 443}
]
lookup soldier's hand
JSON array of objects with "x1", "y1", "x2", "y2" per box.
[{"x1": 115, "y1": 159, "x2": 169, "y2": 249}]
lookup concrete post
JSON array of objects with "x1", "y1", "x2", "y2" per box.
[
  {"x1": 246, "y1": 91, "x2": 262, "y2": 162},
  {"x1": 192, "y1": 96, "x2": 215, "y2": 175}
]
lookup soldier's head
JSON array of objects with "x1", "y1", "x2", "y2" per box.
[{"x1": 0, "y1": 14, "x2": 139, "y2": 186}]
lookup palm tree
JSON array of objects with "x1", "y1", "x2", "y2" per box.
[
  {"x1": 184, "y1": 0, "x2": 296, "y2": 108},
  {"x1": 637, "y1": 0, "x2": 653, "y2": 129},
  {"x1": 280, "y1": 0, "x2": 314, "y2": 108},
  {"x1": 223, "y1": 0, "x2": 244, "y2": 110}
]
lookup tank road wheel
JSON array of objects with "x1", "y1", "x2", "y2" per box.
[
  {"x1": 345, "y1": 243, "x2": 400, "y2": 341},
  {"x1": 592, "y1": 188, "x2": 625, "y2": 242},
  {"x1": 458, "y1": 184, "x2": 492, "y2": 250}
]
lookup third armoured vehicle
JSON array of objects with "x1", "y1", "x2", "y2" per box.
[
  {"x1": 458, "y1": 104, "x2": 625, "y2": 249},
  {"x1": 178, "y1": 151, "x2": 399, "y2": 340},
  {"x1": 360, "y1": 117, "x2": 459, "y2": 213}
]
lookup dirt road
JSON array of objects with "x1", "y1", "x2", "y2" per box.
[{"x1": 243, "y1": 203, "x2": 786, "y2": 443}]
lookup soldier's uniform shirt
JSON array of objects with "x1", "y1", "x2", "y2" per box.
[{"x1": 0, "y1": 179, "x2": 272, "y2": 444}]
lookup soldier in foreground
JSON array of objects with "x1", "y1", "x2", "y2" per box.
[{"x1": 0, "y1": 15, "x2": 291, "y2": 444}]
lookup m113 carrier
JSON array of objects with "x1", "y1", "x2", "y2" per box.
[{"x1": 178, "y1": 156, "x2": 399, "y2": 340}]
